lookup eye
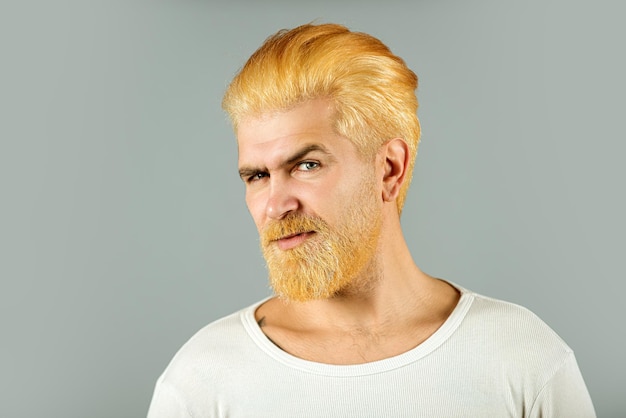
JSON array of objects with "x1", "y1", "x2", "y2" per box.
[
  {"x1": 296, "y1": 161, "x2": 320, "y2": 172},
  {"x1": 247, "y1": 172, "x2": 268, "y2": 183}
]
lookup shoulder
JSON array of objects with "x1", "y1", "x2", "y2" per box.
[
  {"x1": 464, "y1": 290, "x2": 569, "y2": 349},
  {"x1": 431, "y1": 286, "x2": 595, "y2": 417},
  {"x1": 454, "y1": 287, "x2": 574, "y2": 383},
  {"x1": 157, "y1": 299, "x2": 266, "y2": 387},
  {"x1": 148, "y1": 300, "x2": 271, "y2": 417}
]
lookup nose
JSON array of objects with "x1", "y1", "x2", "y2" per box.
[{"x1": 265, "y1": 176, "x2": 299, "y2": 220}]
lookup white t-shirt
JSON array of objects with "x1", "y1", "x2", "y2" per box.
[{"x1": 148, "y1": 285, "x2": 596, "y2": 417}]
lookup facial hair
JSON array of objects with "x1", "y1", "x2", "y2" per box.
[{"x1": 260, "y1": 183, "x2": 382, "y2": 302}]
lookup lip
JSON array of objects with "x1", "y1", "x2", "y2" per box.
[{"x1": 275, "y1": 231, "x2": 315, "y2": 250}]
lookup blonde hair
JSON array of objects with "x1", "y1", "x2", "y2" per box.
[{"x1": 222, "y1": 23, "x2": 420, "y2": 212}]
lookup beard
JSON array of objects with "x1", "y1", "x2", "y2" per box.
[{"x1": 260, "y1": 183, "x2": 382, "y2": 302}]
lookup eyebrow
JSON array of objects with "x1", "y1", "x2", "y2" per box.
[{"x1": 238, "y1": 143, "x2": 331, "y2": 180}]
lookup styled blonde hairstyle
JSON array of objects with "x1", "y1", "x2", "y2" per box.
[{"x1": 222, "y1": 23, "x2": 420, "y2": 213}]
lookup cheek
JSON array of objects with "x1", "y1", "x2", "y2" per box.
[{"x1": 245, "y1": 192, "x2": 265, "y2": 231}]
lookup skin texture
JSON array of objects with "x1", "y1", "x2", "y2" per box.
[{"x1": 237, "y1": 99, "x2": 460, "y2": 365}]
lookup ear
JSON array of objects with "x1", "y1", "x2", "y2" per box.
[{"x1": 381, "y1": 138, "x2": 409, "y2": 202}]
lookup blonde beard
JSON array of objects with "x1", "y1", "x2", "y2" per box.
[{"x1": 260, "y1": 188, "x2": 382, "y2": 302}]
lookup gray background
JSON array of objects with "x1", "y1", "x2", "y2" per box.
[{"x1": 1, "y1": 0, "x2": 624, "y2": 417}]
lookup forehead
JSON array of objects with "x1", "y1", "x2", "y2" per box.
[{"x1": 236, "y1": 99, "x2": 350, "y2": 165}]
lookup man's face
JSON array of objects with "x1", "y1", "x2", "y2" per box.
[{"x1": 237, "y1": 99, "x2": 383, "y2": 302}]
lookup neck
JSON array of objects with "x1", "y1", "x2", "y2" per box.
[
  {"x1": 253, "y1": 208, "x2": 461, "y2": 364},
  {"x1": 270, "y1": 212, "x2": 454, "y2": 333}
]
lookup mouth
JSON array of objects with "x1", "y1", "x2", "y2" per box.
[{"x1": 274, "y1": 231, "x2": 315, "y2": 250}]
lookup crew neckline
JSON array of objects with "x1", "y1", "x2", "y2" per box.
[{"x1": 240, "y1": 283, "x2": 475, "y2": 377}]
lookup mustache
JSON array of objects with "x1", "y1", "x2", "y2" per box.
[{"x1": 261, "y1": 213, "x2": 328, "y2": 245}]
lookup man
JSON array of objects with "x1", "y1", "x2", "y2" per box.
[{"x1": 148, "y1": 23, "x2": 595, "y2": 417}]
